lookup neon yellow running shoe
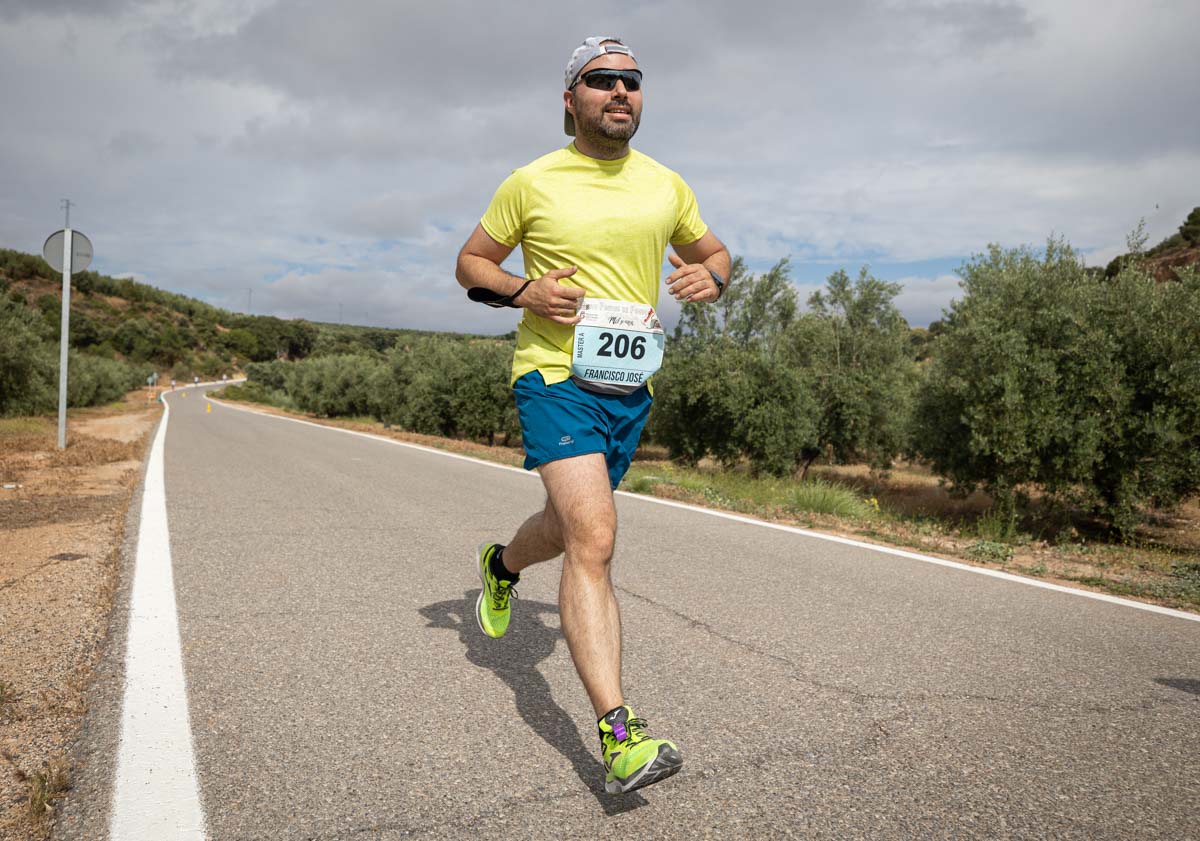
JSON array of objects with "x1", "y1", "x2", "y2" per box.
[
  {"x1": 598, "y1": 705, "x2": 683, "y2": 794},
  {"x1": 475, "y1": 542, "x2": 517, "y2": 638}
]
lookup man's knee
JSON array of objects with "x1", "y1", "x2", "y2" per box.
[{"x1": 563, "y1": 516, "x2": 616, "y2": 570}]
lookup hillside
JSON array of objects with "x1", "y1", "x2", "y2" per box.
[
  {"x1": 1106, "y1": 207, "x2": 1200, "y2": 282},
  {"x1": 1146, "y1": 242, "x2": 1200, "y2": 283},
  {"x1": 0, "y1": 248, "x2": 479, "y2": 384}
]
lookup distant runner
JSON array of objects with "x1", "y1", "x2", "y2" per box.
[{"x1": 455, "y1": 36, "x2": 730, "y2": 794}]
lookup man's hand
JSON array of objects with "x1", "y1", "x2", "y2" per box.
[
  {"x1": 665, "y1": 253, "x2": 720, "y2": 303},
  {"x1": 520, "y1": 267, "x2": 586, "y2": 324}
]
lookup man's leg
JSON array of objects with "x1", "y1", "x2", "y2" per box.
[
  {"x1": 535, "y1": 453, "x2": 623, "y2": 719},
  {"x1": 500, "y1": 497, "x2": 565, "y2": 573}
]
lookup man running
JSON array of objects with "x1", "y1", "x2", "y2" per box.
[{"x1": 455, "y1": 36, "x2": 730, "y2": 795}]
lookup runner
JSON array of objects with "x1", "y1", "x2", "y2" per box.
[{"x1": 455, "y1": 36, "x2": 730, "y2": 795}]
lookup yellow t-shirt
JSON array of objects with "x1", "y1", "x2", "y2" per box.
[{"x1": 480, "y1": 142, "x2": 708, "y2": 386}]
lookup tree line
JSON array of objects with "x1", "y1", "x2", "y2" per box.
[
  {"x1": 0, "y1": 248, "x2": 452, "y2": 409},
  {"x1": 4, "y1": 220, "x2": 1197, "y2": 538},
  {"x1": 238, "y1": 234, "x2": 1198, "y2": 538}
]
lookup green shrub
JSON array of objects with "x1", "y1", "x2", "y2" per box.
[
  {"x1": 648, "y1": 340, "x2": 759, "y2": 468},
  {"x1": 650, "y1": 261, "x2": 915, "y2": 479},
  {"x1": 966, "y1": 540, "x2": 1013, "y2": 564},
  {"x1": 796, "y1": 267, "x2": 917, "y2": 474},
  {"x1": 0, "y1": 304, "x2": 55, "y2": 415},
  {"x1": 287, "y1": 354, "x2": 384, "y2": 417},
  {"x1": 913, "y1": 240, "x2": 1200, "y2": 536},
  {"x1": 67, "y1": 353, "x2": 144, "y2": 407},
  {"x1": 786, "y1": 479, "x2": 874, "y2": 519},
  {"x1": 1179, "y1": 207, "x2": 1200, "y2": 244},
  {"x1": 245, "y1": 359, "x2": 291, "y2": 392}
]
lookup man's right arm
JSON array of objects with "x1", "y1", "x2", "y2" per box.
[
  {"x1": 455, "y1": 224, "x2": 585, "y2": 325},
  {"x1": 455, "y1": 224, "x2": 524, "y2": 297}
]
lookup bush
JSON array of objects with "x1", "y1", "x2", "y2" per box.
[
  {"x1": 647, "y1": 339, "x2": 757, "y2": 468},
  {"x1": 1179, "y1": 207, "x2": 1200, "y2": 244},
  {"x1": 67, "y1": 353, "x2": 145, "y2": 407},
  {"x1": 0, "y1": 297, "x2": 145, "y2": 414},
  {"x1": 786, "y1": 479, "x2": 873, "y2": 519},
  {"x1": 286, "y1": 354, "x2": 384, "y2": 417},
  {"x1": 0, "y1": 303, "x2": 55, "y2": 415},
  {"x1": 913, "y1": 240, "x2": 1200, "y2": 535},
  {"x1": 651, "y1": 261, "x2": 914, "y2": 479},
  {"x1": 245, "y1": 359, "x2": 292, "y2": 392},
  {"x1": 649, "y1": 258, "x2": 807, "y2": 472},
  {"x1": 791, "y1": 267, "x2": 916, "y2": 475}
]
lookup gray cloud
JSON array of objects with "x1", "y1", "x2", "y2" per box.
[
  {"x1": 1, "y1": 0, "x2": 1197, "y2": 335},
  {"x1": 0, "y1": 0, "x2": 140, "y2": 21}
]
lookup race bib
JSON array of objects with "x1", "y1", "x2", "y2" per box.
[{"x1": 571, "y1": 298, "x2": 665, "y2": 394}]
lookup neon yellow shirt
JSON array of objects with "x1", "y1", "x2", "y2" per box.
[{"x1": 480, "y1": 142, "x2": 708, "y2": 386}]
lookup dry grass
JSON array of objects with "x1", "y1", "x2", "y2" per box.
[
  {"x1": 810, "y1": 460, "x2": 995, "y2": 522},
  {"x1": 26, "y1": 756, "x2": 71, "y2": 822},
  {"x1": 45, "y1": 436, "x2": 144, "y2": 469}
]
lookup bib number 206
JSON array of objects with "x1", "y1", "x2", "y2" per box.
[{"x1": 596, "y1": 332, "x2": 646, "y2": 360}]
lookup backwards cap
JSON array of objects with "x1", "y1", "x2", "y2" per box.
[{"x1": 563, "y1": 36, "x2": 636, "y2": 137}]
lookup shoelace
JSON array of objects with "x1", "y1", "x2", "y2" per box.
[
  {"x1": 605, "y1": 717, "x2": 650, "y2": 748},
  {"x1": 491, "y1": 579, "x2": 517, "y2": 610}
]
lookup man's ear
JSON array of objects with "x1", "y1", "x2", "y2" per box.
[{"x1": 563, "y1": 89, "x2": 575, "y2": 117}]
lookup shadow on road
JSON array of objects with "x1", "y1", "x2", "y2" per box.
[
  {"x1": 418, "y1": 592, "x2": 647, "y2": 816},
  {"x1": 1154, "y1": 677, "x2": 1200, "y2": 696}
]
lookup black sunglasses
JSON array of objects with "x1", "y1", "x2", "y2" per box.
[{"x1": 572, "y1": 68, "x2": 643, "y2": 92}]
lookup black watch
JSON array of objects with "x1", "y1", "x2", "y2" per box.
[{"x1": 708, "y1": 269, "x2": 726, "y2": 298}]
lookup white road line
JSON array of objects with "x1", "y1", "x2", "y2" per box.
[
  {"x1": 212, "y1": 397, "x2": 1200, "y2": 625},
  {"x1": 110, "y1": 394, "x2": 206, "y2": 840}
]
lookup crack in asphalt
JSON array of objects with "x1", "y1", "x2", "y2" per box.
[{"x1": 614, "y1": 584, "x2": 1191, "y2": 716}]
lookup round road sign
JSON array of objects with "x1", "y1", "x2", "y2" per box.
[{"x1": 43, "y1": 229, "x2": 93, "y2": 274}]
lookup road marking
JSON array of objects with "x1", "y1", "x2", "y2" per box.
[
  {"x1": 213, "y1": 398, "x2": 1200, "y2": 624},
  {"x1": 111, "y1": 393, "x2": 207, "y2": 840}
]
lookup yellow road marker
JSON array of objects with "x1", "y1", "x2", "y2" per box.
[{"x1": 206, "y1": 403, "x2": 212, "y2": 413}]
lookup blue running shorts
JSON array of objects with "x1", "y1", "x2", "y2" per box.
[{"x1": 513, "y1": 371, "x2": 652, "y2": 489}]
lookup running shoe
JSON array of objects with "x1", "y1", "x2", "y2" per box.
[
  {"x1": 598, "y1": 705, "x2": 683, "y2": 794},
  {"x1": 475, "y1": 542, "x2": 516, "y2": 638}
]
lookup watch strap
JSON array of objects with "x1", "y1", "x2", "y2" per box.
[{"x1": 708, "y1": 269, "x2": 726, "y2": 299}]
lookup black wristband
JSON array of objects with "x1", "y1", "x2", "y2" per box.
[
  {"x1": 468, "y1": 279, "x2": 534, "y2": 309},
  {"x1": 507, "y1": 279, "x2": 534, "y2": 306}
]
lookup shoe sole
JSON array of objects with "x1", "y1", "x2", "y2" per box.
[{"x1": 605, "y1": 744, "x2": 683, "y2": 794}]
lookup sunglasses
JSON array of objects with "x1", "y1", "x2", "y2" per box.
[{"x1": 572, "y1": 68, "x2": 643, "y2": 92}]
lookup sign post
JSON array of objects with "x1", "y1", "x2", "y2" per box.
[{"x1": 43, "y1": 202, "x2": 94, "y2": 450}]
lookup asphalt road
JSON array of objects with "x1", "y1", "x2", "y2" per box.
[{"x1": 56, "y1": 386, "x2": 1200, "y2": 840}]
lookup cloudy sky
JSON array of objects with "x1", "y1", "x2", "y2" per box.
[{"x1": 2, "y1": 0, "x2": 1197, "y2": 333}]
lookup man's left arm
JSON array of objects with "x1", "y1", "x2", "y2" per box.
[{"x1": 666, "y1": 230, "x2": 731, "y2": 304}]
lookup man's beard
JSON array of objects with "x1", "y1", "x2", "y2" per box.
[{"x1": 579, "y1": 104, "x2": 640, "y2": 145}]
